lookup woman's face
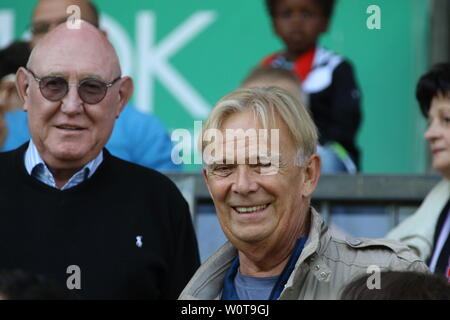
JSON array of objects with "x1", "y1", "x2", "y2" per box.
[{"x1": 424, "y1": 94, "x2": 450, "y2": 178}]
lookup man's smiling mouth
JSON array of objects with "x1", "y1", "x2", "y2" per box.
[{"x1": 233, "y1": 203, "x2": 270, "y2": 213}]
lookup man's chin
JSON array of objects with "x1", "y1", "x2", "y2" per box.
[
  {"x1": 229, "y1": 227, "x2": 272, "y2": 245},
  {"x1": 44, "y1": 149, "x2": 94, "y2": 169},
  {"x1": 434, "y1": 163, "x2": 450, "y2": 176}
]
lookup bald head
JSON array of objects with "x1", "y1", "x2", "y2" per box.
[{"x1": 29, "y1": 20, "x2": 121, "y2": 77}]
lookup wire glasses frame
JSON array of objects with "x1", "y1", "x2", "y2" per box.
[{"x1": 25, "y1": 67, "x2": 121, "y2": 105}]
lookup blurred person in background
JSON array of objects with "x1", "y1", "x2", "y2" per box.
[
  {"x1": 241, "y1": 65, "x2": 352, "y2": 175},
  {"x1": 387, "y1": 63, "x2": 450, "y2": 283},
  {"x1": 0, "y1": 41, "x2": 31, "y2": 112},
  {"x1": 0, "y1": 41, "x2": 32, "y2": 149},
  {"x1": 241, "y1": 65, "x2": 308, "y2": 107},
  {"x1": 260, "y1": 0, "x2": 361, "y2": 173}
]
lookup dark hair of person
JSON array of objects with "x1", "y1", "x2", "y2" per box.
[
  {"x1": 340, "y1": 271, "x2": 450, "y2": 300},
  {"x1": 416, "y1": 63, "x2": 450, "y2": 117},
  {"x1": 0, "y1": 269, "x2": 79, "y2": 300},
  {"x1": 0, "y1": 41, "x2": 31, "y2": 80},
  {"x1": 265, "y1": 0, "x2": 336, "y2": 19}
]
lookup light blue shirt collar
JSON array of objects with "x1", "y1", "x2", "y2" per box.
[{"x1": 24, "y1": 140, "x2": 103, "y2": 190}]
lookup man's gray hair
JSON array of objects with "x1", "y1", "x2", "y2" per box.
[{"x1": 200, "y1": 87, "x2": 318, "y2": 166}]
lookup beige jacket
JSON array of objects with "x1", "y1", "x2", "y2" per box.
[
  {"x1": 386, "y1": 179, "x2": 450, "y2": 261},
  {"x1": 179, "y1": 208, "x2": 429, "y2": 300}
]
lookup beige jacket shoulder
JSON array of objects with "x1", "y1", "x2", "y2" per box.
[
  {"x1": 386, "y1": 179, "x2": 450, "y2": 260},
  {"x1": 179, "y1": 208, "x2": 429, "y2": 300}
]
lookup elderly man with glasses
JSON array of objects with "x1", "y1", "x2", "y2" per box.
[
  {"x1": 2, "y1": 0, "x2": 178, "y2": 172},
  {"x1": 0, "y1": 21, "x2": 200, "y2": 299}
]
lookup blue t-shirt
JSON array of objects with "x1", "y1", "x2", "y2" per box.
[
  {"x1": 234, "y1": 270, "x2": 278, "y2": 300},
  {"x1": 222, "y1": 237, "x2": 308, "y2": 300}
]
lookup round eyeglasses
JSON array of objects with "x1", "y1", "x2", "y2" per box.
[{"x1": 25, "y1": 68, "x2": 121, "y2": 105}]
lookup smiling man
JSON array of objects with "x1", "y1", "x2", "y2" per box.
[
  {"x1": 0, "y1": 21, "x2": 199, "y2": 299},
  {"x1": 179, "y1": 87, "x2": 428, "y2": 300}
]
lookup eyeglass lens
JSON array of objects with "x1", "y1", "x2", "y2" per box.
[{"x1": 39, "y1": 77, "x2": 109, "y2": 104}]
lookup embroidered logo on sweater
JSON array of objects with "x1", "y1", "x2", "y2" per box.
[{"x1": 136, "y1": 236, "x2": 143, "y2": 248}]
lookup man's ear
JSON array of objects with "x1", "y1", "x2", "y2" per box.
[
  {"x1": 15, "y1": 67, "x2": 30, "y2": 112},
  {"x1": 202, "y1": 167, "x2": 214, "y2": 199},
  {"x1": 301, "y1": 154, "x2": 321, "y2": 197},
  {"x1": 115, "y1": 76, "x2": 133, "y2": 118}
]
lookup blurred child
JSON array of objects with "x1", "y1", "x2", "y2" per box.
[
  {"x1": 261, "y1": 0, "x2": 361, "y2": 173},
  {"x1": 241, "y1": 65, "x2": 308, "y2": 106}
]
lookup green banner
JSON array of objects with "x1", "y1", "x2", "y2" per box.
[{"x1": 0, "y1": 0, "x2": 430, "y2": 173}]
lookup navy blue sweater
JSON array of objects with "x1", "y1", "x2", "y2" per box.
[{"x1": 0, "y1": 143, "x2": 200, "y2": 299}]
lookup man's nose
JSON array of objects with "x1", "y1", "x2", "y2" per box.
[
  {"x1": 231, "y1": 166, "x2": 259, "y2": 195},
  {"x1": 290, "y1": 12, "x2": 306, "y2": 27},
  {"x1": 60, "y1": 85, "x2": 83, "y2": 115}
]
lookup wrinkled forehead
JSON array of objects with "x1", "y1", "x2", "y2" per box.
[
  {"x1": 218, "y1": 109, "x2": 290, "y2": 139},
  {"x1": 28, "y1": 23, "x2": 120, "y2": 77},
  {"x1": 203, "y1": 113, "x2": 285, "y2": 165},
  {"x1": 203, "y1": 129, "x2": 282, "y2": 166}
]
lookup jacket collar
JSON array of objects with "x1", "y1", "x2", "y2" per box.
[{"x1": 279, "y1": 207, "x2": 333, "y2": 299}]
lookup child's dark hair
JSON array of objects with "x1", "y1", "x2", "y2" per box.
[
  {"x1": 340, "y1": 271, "x2": 450, "y2": 300},
  {"x1": 265, "y1": 0, "x2": 336, "y2": 19},
  {"x1": 416, "y1": 63, "x2": 450, "y2": 117}
]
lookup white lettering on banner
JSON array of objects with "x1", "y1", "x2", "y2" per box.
[
  {"x1": 100, "y1": 14, "x2": 133, "y2": 78},
  {"x1": 0, "y1": 10, "x2": 14, "y2": 48},
  {"x1": 136, "y1": 11, "x2": 216, "y2": 116},
  {"x1": 8, "y1": 10, "x2": 214, "y2": 117}
]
